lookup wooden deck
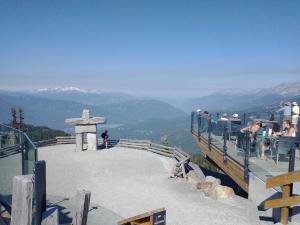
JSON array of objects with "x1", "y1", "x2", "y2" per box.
[
  {"x1": 192, "y1": 130, "x2": 300, "y2": 194},
  {"x1": 192, "y1": 131, "x2": 249, "y2": 193}
]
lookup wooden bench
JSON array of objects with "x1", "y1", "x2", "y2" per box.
[{"x1": 118, "y1": 208, "x2": 166, "y2": 225}]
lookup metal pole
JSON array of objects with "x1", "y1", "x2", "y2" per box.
[
  {"x1": 198, "y1": 114, "x2": 201, "y2": 141},
  {"x1": 190, "y1": 112, "x2": 194, "y2": 133},
  {"x1": 208, "y1": 117, "x2": 212, "y2": 150},
  {"x1": 244, "y1": 131, "x2": 250, "y2": 181},
  {"x1": 223, "y1": 121, "x2": 227, "y2": 163}
]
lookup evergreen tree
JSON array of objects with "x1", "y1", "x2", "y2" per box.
[
  {"x1": 10, "y1": 108, "x2": 18, "y2": 128},
  {"x1": 18, "y1": 107, "x2": 26, "y2": 132}
]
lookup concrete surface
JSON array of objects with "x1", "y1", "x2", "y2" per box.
[{"x1": 39, "y1": 144, "x2": 264, "y2": 225}]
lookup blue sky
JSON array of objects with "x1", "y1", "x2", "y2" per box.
[{"x1": 0, "y1": 0, "x2": 299, "y2": 96}]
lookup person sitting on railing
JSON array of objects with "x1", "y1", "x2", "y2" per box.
[
  {"x1": 274, "y1": 120, "x2": 296, "y2": 137},
  {"x1": 240, "y1": 121, "x2": 262, "y2": 154},
  {"x1": 101, "y1": 130, "x2": 109, "y2": 149}
]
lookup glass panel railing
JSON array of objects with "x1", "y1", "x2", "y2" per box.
[
  {"x1": 190, "y1": 110, "x2": 299, "y2": 184},
  {"x1": 248, "y1": 136, "x2": 296, "y2": 183},
  {"x1": 22, "y1": 132, "x2": 37, "y2": 175},
  {"x1": 0, "y1": 123, "x2": 37, "y2": 200},
  {"x1": 0, "y1": 124, "x2": 23, "y2": 196},
  {"x1": 191, "y1": 112, "x2": 199, "y2": 134}
]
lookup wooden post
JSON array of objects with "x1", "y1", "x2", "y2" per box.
[
  {"x1": 72, "y1": 189, "x2": 91, "y2": 225},
  {"x1": 10, "y1": 175, "x2": 33, "y2": 225},
  {"x1": 281, "y1": 184, "x2": 290, "y2": 224},
  {"x1": 35, "y1": 160, "x2": 47, "y2": 225},
  {"x1": 41, "y1": 207, "x2": 59, "y2": 225}
]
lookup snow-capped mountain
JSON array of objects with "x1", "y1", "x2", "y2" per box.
[{"x1": 33, "y1": 86, "x2": 97, "y2": 94}]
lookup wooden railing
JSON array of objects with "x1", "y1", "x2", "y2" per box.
[
  {"x1": 34, "y1": 137, "x2": 191, "y2": 163},
  {"x1": 264, "y1": 171, "x2": 300, "y2": 224},
  {"x1": 34, "y1": 139, "x2": 57, "y2": 147},
  {"x1": 118, "y1": 139, "x2": 189, "y2": 159}
]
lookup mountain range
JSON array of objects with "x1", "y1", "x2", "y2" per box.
[{"x1": 0, "y1": 81, "x2": 299, "y2": 153}]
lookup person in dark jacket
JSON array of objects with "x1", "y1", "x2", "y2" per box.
[{"x1": 101, "y1": 130, "x2": 109, "y2": 149}]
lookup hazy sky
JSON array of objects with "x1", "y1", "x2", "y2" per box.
[{"x1": 0, "y1": 0, "x2": 299, "y2": 96}]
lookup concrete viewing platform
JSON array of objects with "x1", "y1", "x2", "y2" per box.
[{"x1": 38, "y1": 144, "x2": 264, "y2": 225}]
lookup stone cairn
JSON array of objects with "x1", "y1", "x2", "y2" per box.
[{"x1": 65, "y1": 109, "x2": 106, "y2": 151}]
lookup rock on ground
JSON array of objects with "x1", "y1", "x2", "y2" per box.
[{"x1": 208, "y1": 185, "x2": 235, "y2": 200}]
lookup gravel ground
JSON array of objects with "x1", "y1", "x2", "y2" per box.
[{"x1": 38, "y1": 144, "x2": 264, "y2": 225}]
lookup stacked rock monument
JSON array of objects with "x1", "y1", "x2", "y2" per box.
[{"x1": 65, "y1": 109, "x2": 106, "y2": 151}]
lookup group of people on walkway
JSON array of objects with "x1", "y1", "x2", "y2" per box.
[{"x1": 196, "y1": 100, "x2": 300, "y2": 160}]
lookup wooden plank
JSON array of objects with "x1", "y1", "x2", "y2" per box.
[
  {"x1": 281, "y1": 185, "x2": 290, "y2": 225},
  {"x1": 118, "y1": 208, "x2": 165, "y2": 225},
  {"x1": 41, "y1": 207, "x2": 59, "y2": 225},
  {"x1": 174, "y1": 147, "x2": 191, "y2": 158},
  {"x1": 181, "y1": 163, "x2": 187, "y2": 180},
  {"x1": 150, "y1": 143, "x2": 174, "y2": 150},
  {"x1": 72, "y1": 189, "x2": 91, "y2": 225},
  {"x1": 148, "y1": 146, "x2": 173, "y2": 154},
  {"x1": 10, "y1": 175, "x2": 33, "y2": 225},
  {"x1": 266, "y1": 171, "x2": 300, "y2": 189},
  {"x1": 192, "y1": 134, "x2": 249, "y2": 192},
  {"x1": 264, "y1": 195, "x2": 300, "y2": 209}
]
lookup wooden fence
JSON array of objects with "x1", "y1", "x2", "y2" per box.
[
  {"x1": 264, "y1": 171, "x2": 300, "y2": 224},
  {"x1": 118, "y1": 139, "x2": 190, "y2": 160}
]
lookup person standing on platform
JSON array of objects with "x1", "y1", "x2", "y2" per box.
[{"x1": 101, "y1": 130, "x2": 109, "y2": 149}]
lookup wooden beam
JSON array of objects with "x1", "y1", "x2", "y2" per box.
[
  {"x1": 118, "y1": 208, "x2": 165, "y2": 225},
  {"x1": 281, "y1": 185, "x2": 290, "y2": 225},
  {"x1": 266, "y1": 171, "x2": 300, "y2": 189},
  {"x1": 192, "y1": 134, "x2": 249, "y2": 192},
  {"x1": 264, "y1": 195, "x2": 300, "y2": 209},
  {"x1": 10, "y1": 175, "x2": 33, "y2": 225},
  {"x1": 72, "y1": 189, "x2": 91, "y2": 225}
]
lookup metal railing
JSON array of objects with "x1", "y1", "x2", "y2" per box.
[{"x1": 191, "y1": 111, "x2": 300, "y2": 183}]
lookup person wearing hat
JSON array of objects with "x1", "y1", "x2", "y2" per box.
[
  {"x1": 277, "y1": 102, "x2": 292, "y2": 121},
  {"x1": 231, "y1": 113, "x2": 241, "y2": 125},
  {"x1": 220, "y1": 113, "x2": 228, "y2": 121},
  {"x1": 292, "y1": 102, "x2": 299, "y2": 129}
]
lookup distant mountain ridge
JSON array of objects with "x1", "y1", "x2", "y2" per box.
[
  {"x1": 180, "y1": 81, "x2": 300, "y2": 112},
  {"x1": 0, "y1": 93, "x2": 186, "y2": 130}
]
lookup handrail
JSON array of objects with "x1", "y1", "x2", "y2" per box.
[
  {"x1": 264, "y1": 171, "x2": 300, "y2": 224},
  {"x1": 118, "y1": 138, "x2": 191, "y2": 160}
]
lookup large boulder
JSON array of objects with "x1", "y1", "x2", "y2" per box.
[
  {"x1": 205, "y1": 176, "x2": 221, "y2": 186},
  {"x1": 196, "y1": 181, "x2": 215, "y2": 195},
  {"x1": 187, "y1": 170, "x2": 205, "y2": 186},
  {"x1": 208, "y1": 185, "x2": 235, "y2": 200}
]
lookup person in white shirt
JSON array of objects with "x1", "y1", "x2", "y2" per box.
[
  {"x1": 276, "y1": 102, "x2": 292, "y2": 121},
  {"x1": 292, "y1": 102, "x2": 299, "y2": 129}
]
